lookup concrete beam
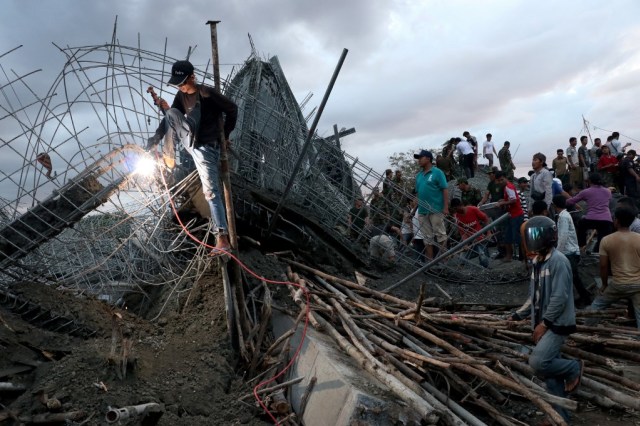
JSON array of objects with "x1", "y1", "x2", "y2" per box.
[{"x1": 272, "y1": 312, "x2": 422, "y2": 425}]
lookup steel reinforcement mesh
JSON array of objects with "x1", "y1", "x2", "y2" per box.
[{"x1": 0, "y1": 34, "x2": 524, "y2": 304}]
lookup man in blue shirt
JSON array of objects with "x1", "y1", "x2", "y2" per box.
[{"x1": 414, "y1": 149, "x2": 449, "y2": 259}]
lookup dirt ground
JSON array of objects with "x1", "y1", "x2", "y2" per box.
[
  {"x1": 1, "y1": 245, "x2": 638, "y2": 425},
  {"x1": 0, "y1": 249, "x2": 287, "y2": 425}
]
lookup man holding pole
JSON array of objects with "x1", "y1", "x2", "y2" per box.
[{"x1": 146, "y1": 60, "x2": 238, "y2": 252}]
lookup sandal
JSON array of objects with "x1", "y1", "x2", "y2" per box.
[{"x1": 565, "y1": 359, "x2": 584, "y2": 393}]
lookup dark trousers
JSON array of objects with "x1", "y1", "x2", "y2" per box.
[
  {"x1": 576, "y1": 218, "x2": 613, "y2": 252},
  {"x1": 565, "y1": 253, "x2": 592, "y2": 304},
  {"x1": 463, "y1": 153, "x2": 475, "y2": 178},
  {"x1": 412, "y1": 239, "x2": 425, "y2": 263}
]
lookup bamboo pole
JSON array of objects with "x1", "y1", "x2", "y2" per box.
[
  {"x1": 283, "y1": 258, "x2": 440, "y2": 312},
  {"x1": 312, "y1": 313, "x2": 440, "y2": 423},
  {"x1": 398, "y1": 321, "x2": 568, "y2": 426}
]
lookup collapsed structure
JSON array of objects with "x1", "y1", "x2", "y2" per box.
[
  {"x1": 1, "y1": 24, "x2": 639, "y2": 426},
  {"x1": 0, "y1": 29, "x2": 511, "y2": 301}
]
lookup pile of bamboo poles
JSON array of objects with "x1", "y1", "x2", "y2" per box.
[{"x1": 276, "y1": 258, "x2": 640, "y2": 426}]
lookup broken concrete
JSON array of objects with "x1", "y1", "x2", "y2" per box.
[{"x1": 272, "y1": 312, "x2": 422, "y2": 425}]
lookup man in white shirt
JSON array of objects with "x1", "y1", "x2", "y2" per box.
[
  {"x1": 609, "y1": 131, "x2": 630, "y2": 156},
  {"x1": 483, "y1": 133, "x2": 499, "y2": 169},
  {"x1": 566, "y1": 137, "x2": 581, "y2": 190},
  {"x1": 455, "y1": 137, "x2": 475, "y2": 179},
  {"x1": 552, "y1": 195, "x2": 592, "y2": 307},
  {"x1": 463, "y1": 131, "x2": 479, "y2": 172}
]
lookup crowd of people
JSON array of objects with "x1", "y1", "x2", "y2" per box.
[
  {"x1": 347, "y1": 130, "x2": 640, "y2": 424},
  {"x1": 349, "y1": 132, "x2": 640, "y2": 426}
]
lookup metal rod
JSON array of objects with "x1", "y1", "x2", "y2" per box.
[
  {"x1": 265, "y1": 48, "x2": 349, "y2": 239},
  {"x1": 383, "y1": 213, "x2": 511, "y2": 293}
]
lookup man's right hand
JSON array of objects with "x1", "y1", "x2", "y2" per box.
[
  {"x1": 146, "y1": 135, "x2": 162, "y2": 151},
  {"x1": 155, "y1": 98, "x2": 170, "y2": 111}
]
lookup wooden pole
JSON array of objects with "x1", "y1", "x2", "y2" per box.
[
  {"x1": 206, "y1": 20, "x2": 251, "y2": 354},
  {"x1": 205, "y1": 20, "x2": 238, "y2": 251}
]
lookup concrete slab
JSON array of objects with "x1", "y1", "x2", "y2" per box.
[{"x1": 272, "y1": 312, "x2": 422, "y2": 425}]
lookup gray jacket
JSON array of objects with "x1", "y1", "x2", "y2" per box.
[
  {"x1": 514, "y1": 249, "x2": 577, "y2": 335},
  {"x1": 529, "y1": 168, "x2": 553, "y2": 209}
]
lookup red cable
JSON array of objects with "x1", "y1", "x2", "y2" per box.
[{"x1": 154, "y1": 155, "x2": 310, "y2": 425}]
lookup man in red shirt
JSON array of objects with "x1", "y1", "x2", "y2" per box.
[
  {"x1": 451, "y1": 198, "x2": 491, "y2": 268},
  {"x1": 496, "y1": 171, "x2": 525, "y2": 262}
]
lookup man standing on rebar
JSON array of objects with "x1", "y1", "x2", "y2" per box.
[
  {"x1": 414, "y1": 150, "x2": 449, "y2": 260},
  {"x1": 513, "y1": 216, "x2": 582, "y2": 425},
  {"x1": 147, "y1": 60, "x2": 238, "y2": 251}
]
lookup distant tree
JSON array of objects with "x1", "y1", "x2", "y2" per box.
[
  {"x1": 388, "y1": 151, "x2": 420, "y2": 180},
  {"x1": 388, "y1": 146, "x2": 446, "y2": 189}
]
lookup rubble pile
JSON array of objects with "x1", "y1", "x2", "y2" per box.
[{"x1": 272, "y1": 257, "x2": 640, "y2": 426}]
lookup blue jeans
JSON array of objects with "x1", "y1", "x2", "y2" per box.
[
  {"x1": 528, "y1": 331, "x2": 581, "y2": 423},
  {"x1": 163, "y1": 108, "x2": 228, "y2": 234},
  {"x1": 464, "y1": 241, "x2": 489, "y2": 267}
]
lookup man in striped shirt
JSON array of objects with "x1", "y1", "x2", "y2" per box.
[{"x1": 517, "y1": 177, "x2": 530, "y2": 220}]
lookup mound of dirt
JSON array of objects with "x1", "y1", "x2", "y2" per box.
[{"x1": 0, "y1": 263, "x2": 272, "y2": 425}]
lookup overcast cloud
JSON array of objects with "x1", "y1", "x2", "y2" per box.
[{"x1": 2, "y1": 0, "x2": 640, "y2": 177}]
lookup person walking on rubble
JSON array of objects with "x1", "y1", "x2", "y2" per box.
[
  {"x1": 552, "y1": 195, "x2": 593, "y2": 308},
  {"x1": 146, "y1": 60, "x2": 238, "y2": 251},
  {"x1": 451, "y1": 198, "x2": 491, "y2": 268},
  {"x1": 512, "y1": 216, "x2": 583, "y2": 425},
  {"x1": 529, "y1": 153, "x2": 553, "y2": 212},
  {"x1": 414, "y1": 149, "x2": 449, "y2": 260},
  {"x1": 585, "y1": 205, "x2": 640, "y2": 329},
  {"x1": 483, "y1": 133, "x2": 499, "y2": 169},
  {"x1": 498, "y1": 141, "x2": 515, "y2": 181},
  {"x1": 496, "y1": 171, "x2": 525, "y2": 262},
  {"x1": 455, "y1": 137, "x2": 475, "y2": 178},
  {"x1": 566, "y1": 172, "x2": 613, "y2": 254},
  {"x1": 456, "y1": 177, "x2": 482, "y2": 206},
  {"x1": 566, "y1": 137, "x2": 581, "y2": 190}
]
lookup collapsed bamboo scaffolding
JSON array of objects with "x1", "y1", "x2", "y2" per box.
[{"x1": 280, "y1": 258, "x2": 640, "y2": 426}]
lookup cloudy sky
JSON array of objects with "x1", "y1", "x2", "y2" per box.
[{"x1": 3, "y1": 0, "x2": 640, "y2": 175}]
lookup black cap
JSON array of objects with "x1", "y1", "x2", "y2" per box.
[
  {"x1": 168, "y1": 60, "x2": 194, "y2": 86},
  {"x1": 413, "y1": 149, "x2": 433, "y2": 160}
]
